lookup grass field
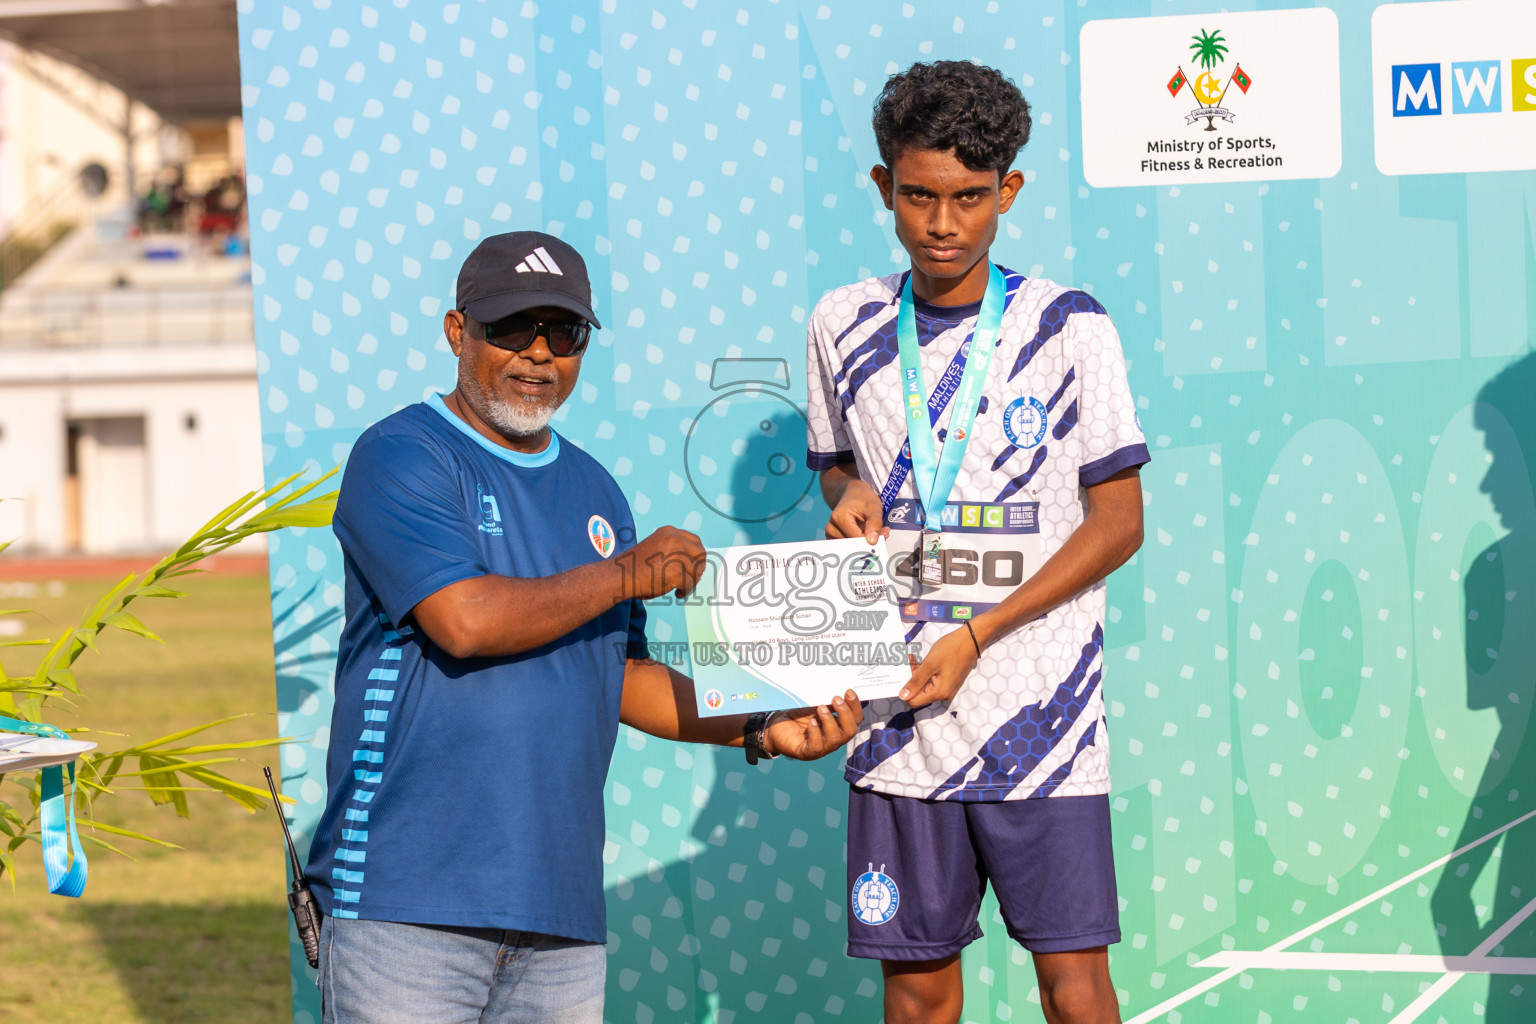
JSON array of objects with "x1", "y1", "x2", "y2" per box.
[{"x1": 0, "y1": 569, "x2": 292, "y2": 1023}]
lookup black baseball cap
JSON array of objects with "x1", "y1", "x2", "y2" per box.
[{"x1": 454, "y1": 231, "x2": 602, "y2": 328}]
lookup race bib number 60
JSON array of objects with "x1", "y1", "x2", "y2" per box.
[{"x1": 882, "y1": 499, "x2": 1044, "y2": 624}]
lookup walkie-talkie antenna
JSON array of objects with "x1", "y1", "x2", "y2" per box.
[
  {"x1": 265, "y1": 766, "x2": 306, "y2": 882},
  {"x1": 264, "y1": 766, "x2": 323, "y2": 969}
]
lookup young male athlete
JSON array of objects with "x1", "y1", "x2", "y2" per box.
[{"x1": 806, "y1": 62, "x2": 1149, "y2": 1024}]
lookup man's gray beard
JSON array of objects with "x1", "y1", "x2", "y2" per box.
[{"x1": 460, "y1": 374, "x2": 562, "y2": 438}]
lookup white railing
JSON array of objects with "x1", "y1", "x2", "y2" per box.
[{"x1": 0, "y1": 285, "x2": 254, "y2": 348}]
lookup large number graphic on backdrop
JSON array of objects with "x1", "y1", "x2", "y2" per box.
[{"x1": 236, "y1": 2, "x2": 1536, "y2": 1022}]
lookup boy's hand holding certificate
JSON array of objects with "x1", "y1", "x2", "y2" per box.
[{"x1": 684, "y1": 537, "x2": 916, "y2": 717}]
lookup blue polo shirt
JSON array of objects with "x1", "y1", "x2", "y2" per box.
[{"x1": 306, "y1": 393, "x2": 648, "y2": 942}]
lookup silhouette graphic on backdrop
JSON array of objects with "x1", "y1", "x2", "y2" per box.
[
  {"x1": 1432, "y1": 353, "x2": 1536, "y2": 1023},
  {"x1": 601, "y1": 744, "x2": 882, "y2": 1023},
  {"x1": 269, "y1": 581, "x2": 344, "y2": 758},
  {"x1": 601, "y1": 392, "x2": 883, "y2": 1021},
  {"x1": 684, "y1": 358, "x2": 815, "y2": 526}
]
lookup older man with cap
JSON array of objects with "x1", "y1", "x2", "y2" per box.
[{"x1": 305, "y1": 231, "x2": 863, "y2": 1023}]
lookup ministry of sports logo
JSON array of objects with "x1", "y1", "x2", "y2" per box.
[
  {"x1": 1165, "y1": 27, "x2": 1254, "y2": 132},
  {"x1": 1002, "y1": 396, "x2": 1049, "y2": 449},
  {"x1": 1082, "y1": 7, "x2": 1336, "y2": 187},
  {"x1": 851, "y1": 863, "x2": 900, "y2": 926},
  {"x1": 704, "y1": 689, "x2": 724, "y2": 710},
  {"x1": 588, "y1": 515, "x2": 616, "y2": 558}
]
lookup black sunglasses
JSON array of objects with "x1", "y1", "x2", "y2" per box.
[{"x1": 476, "y1": 312, "x2": 593, "y2": 356}]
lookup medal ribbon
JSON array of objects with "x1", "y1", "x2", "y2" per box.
[
  {"x1": 895, "y1": 262, "x2": 1007, "y2": 530},
  {"x1": 0, "y1": 715, "x2": 89, "y2": 897}
]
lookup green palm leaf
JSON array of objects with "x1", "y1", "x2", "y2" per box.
[{"x1": 0, "y1": 468, "x2": 338, "y2": 882}]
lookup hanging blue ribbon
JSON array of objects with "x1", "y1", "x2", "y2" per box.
[
  {"x1": 895, "y1": 262, "x2": 1009, "y2": 529},
  {"x1": 0, "y1": 715, "x2": 89, "y2": 898}
]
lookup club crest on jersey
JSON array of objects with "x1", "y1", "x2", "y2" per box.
[
  {"x1": 1002, "y1": 396, "x2": 1049, "y2": 449},
  {"x1": 852, "y1": 864, "x2": 900, "y2": 926},
  {"x1": 588, "y1": 515, "x2": 616, "y2": 558}
]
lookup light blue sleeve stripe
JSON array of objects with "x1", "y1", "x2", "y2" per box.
[
  {"x1": 352, "y1": 750, "x2": 384, "y2": 764},
  {"x1": 344, "y1": 808, "x2": 369, "y2": 822},
  {"x1": 336, "y1": 849, "x2": 367, "y2": 863},
  {"x1": 333, "y1": 888, "x2": 362, "y2": 903},
  {"x1": 359, "y1": 730, "x2": 386, "y2": 743},
  {"x1": 379, "y1": 648, "x2": 403, "y2": 661},
  {"x1": 382, "y1": 630, "x2": 402, "y2": 642},
  {"x1": 367, "y1": 668, "x2": 400, "y2": 682},
  {"x1": 352, "y1": 789, "x2": 376, "y2": 803},
  {"x1": 363, "y1": 688, "x2": 396, "y2": 702},
  {"x1": 363, "y1": 710, "x2": 390, "y2": 722},
  {"x1": 353, "y1": 769, "x2": 383, "y2": 784},
  {"x1": 331, "y1": 867, "x2": 365, "y2": 884},
  {"x1": 341, "y1": 829, "x2": 369, "y2": 843},
  {"x1": 333, "y1": 909, "x2": 360, "y2": 919}
]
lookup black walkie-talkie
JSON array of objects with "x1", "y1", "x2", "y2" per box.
[{"x1": 265, "y1": 767, "x2": 323, "y2": 969}]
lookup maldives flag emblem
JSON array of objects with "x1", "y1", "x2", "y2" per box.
[
  {"x1": 1166, "y1": 67, "x2": 1187, "y2": 97},
  {"x1": 1232, "y1": 63, "x2": 1253, "y2": 93}
]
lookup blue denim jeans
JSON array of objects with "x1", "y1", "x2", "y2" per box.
[{"x1": 319, "y1": 914, "x2": 605, "y2": 1023}]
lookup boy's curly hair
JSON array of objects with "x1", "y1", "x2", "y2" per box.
[{"x1": 872, "y1": 61, "x2": 1032, "y2": 174}]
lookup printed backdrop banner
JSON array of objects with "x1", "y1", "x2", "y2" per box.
[{"x1": 237, "y1": 1, "x2": 1536, "y2": 1022}]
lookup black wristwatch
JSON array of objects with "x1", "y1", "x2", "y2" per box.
[{"x1": 743, "y1": 711, "x2": 780, "y2": 765}]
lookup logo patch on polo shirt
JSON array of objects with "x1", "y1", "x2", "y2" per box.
[
  {"x1": 477, "y1": 484, "x2": 504, "y2": 536},
  {"x1": 588, "y1": 515, "x2": 616, "y2": 558}
]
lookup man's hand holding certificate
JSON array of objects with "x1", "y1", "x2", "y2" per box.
[{"x1": 683, "y1": 537, "x2": 916, "y2": 717}]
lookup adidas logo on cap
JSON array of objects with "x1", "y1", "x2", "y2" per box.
[
  {"x1": 456, "y1": 231, "x2": 601, "y2": 328},
  {"x1": 515, "y1": 246, "x2": 564, "y2": 276}
]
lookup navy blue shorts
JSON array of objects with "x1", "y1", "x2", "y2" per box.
[{"x1": 846, "y1": 787, "x2": 1120, "y2": 961}]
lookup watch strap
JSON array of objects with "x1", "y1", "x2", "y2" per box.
[{"x1": 743, "y1": 711, "x2": 779, "y2": 764}]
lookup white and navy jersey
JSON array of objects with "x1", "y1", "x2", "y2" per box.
[{"x1": 805, "y1": 266, "x2": 1149, "y2": 802}]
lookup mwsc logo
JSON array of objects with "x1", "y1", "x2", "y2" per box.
[
  {"x1": 1372, "y1": 2, "x2": 1536, "y2": 175},
  {"x1": 1391, "y1": 59, "x2": 1536, "y2": 116}
]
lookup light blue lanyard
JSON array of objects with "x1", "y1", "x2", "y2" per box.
[
  {"x1": 895, "y1": 262, "x2": 1007, "y2": 530},
  {"x1": 0, "y1": 715, "x2": 88, "y2": 898}
]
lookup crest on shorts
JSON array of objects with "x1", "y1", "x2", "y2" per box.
[{"x1": 851, "y1": 863, "x2": 900, "y2": 926}]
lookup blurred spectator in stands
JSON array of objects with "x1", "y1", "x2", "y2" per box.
[
  {"x1": 138, "y1": 178, "x2": 170, "y2": 231},
  {"x1": 199, "y1": 173, "x2": 245, "y2": 236}
]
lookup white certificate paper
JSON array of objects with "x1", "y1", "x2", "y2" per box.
[{"x1": 683, "y1": 537, "x2": 914, "y2": 717}]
